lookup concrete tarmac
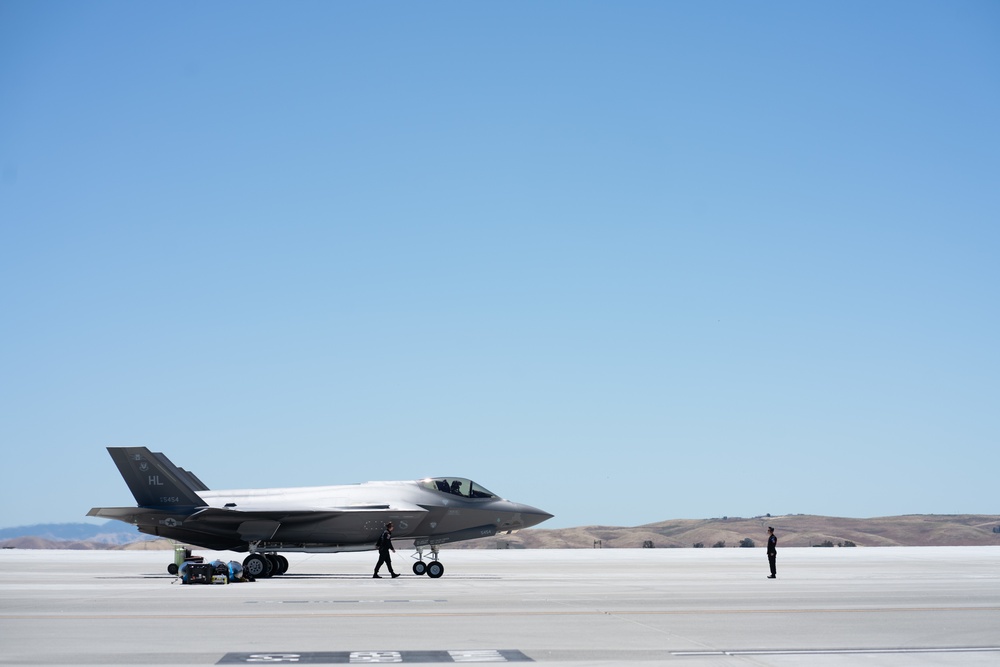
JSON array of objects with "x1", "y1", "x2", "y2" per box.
[{"x1": 1, "y1": 546, "x2": 999, "y2": 666}]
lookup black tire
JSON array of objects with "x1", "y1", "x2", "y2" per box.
[
  {"x1": 167, "y1": 563, "x2": 179, "y2": 576},
  {"x1": 412, "y1": 561, "x2": 427, "y2": 576},
  {"x1": 274, "y1": 554, "x2": 289, "y2": 575},
  {"x1": 243, "y1": 554, "x2": 272, "y2": 578},
  {"x1": 427, "y1": 561, "x2": 444, "y2": 578}
]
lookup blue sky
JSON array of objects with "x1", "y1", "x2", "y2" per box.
[{"x1": 2, "y1": 1, "x2": 998, "y2": 530}]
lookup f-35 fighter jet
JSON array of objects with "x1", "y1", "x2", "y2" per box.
[{"x1": 88, "y1": 447, "x2": 552, "y2": 578}]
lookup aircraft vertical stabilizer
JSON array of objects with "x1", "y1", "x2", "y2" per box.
[{"x1": 107, "y1": 447, "x2": 206, "y2": 508}]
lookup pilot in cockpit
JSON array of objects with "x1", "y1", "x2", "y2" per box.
[{"x1": 450, "y1": 480, "x2": 463, "y2": 496}]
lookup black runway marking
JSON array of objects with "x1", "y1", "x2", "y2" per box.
[{"x1": 217, "y1": 650, "x2": 531, "y2": 663}]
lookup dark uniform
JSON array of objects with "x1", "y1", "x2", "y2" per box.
[
  {"x1": 766, "y1": 527, "x2": 777, "y2": 578},
  {"x1": 373, "y1": 522, "x2": 399, "y2": 578}
]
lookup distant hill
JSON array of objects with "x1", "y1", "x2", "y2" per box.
[
  {"x1": 2, "y1": 515, "x2": 999, "y2": 551},
  {"x1": 0, "y1": 522, "x2": 153, "y2": 549},
  {"x1": 476, "y1": 514, "x2": 1000, "y2": 550}
]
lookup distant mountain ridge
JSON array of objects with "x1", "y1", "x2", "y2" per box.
[
  {"x1": 484, "y1": 514, "x2": 1000, "y2": 550},
  {"x1": 0, "y1": 522, "x2": 153, "y2": 548},
  {"x1": 2, "y1": 515, "x2": 999, "y2": 550}
]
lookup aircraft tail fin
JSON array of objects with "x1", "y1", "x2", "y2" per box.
[{"x1": 106, "y1": 447, "x2": 207, "y2": 509}]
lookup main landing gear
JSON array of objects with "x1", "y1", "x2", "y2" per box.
[
  {"x1": 410, "y1": 545, "x2": 445, "y2": 578},
  {"x1": 242, "y1": 553, "x2": 288, "y2": 578}
]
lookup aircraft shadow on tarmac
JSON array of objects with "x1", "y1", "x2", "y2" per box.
[{"x1": 105, "y1": 573, "x2": 503, "y2": 580}]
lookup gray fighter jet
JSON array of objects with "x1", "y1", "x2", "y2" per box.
[{"x1": 88, "y1": 447, "x2": 552, "y2": 578}]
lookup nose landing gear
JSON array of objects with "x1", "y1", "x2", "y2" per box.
[{"x1": 410, "y1": 545, "x2": 445, "y2": 578}]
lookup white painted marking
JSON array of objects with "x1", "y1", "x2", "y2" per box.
[
  {"x1": 449, "y1": 650, "x2": 507, "y2": 662},
  {"x1": 244, "y1": 654, "x2": 301, "y2": 663},
  {"x1": 349, "y1": 651, "x2": 403, "y2": 663}
]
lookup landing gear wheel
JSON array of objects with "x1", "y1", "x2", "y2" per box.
[
  {"x1": 265, "y1": 554, "x2": 282, "y2": 577},
  {"x1": 274, "y1": 554, "x2": 289, "y2": 575},
  {"x1": 426, "y1": 561, "x2": 445, "y2": 578},
  {"x1": 243, "y1": 553, "x2": 272, "y2": 578},
  {"x1": 167, "y1": 563, "x2": 179, "y2": 575},
  {"x1": 412, "y1": 561, "x2": 427, "y2": 576}
]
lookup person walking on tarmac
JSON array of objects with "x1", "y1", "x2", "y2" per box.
[{"x1": 373, "y1": 521, "x2": 400, "y2": 578}]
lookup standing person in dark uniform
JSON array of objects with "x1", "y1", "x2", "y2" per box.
[
  {"x1": 766, "y1": 526, "x2": 777, "y2": 579},
  {"x1": 373, "y1": 522, "x2": 400, "y2": 578}
]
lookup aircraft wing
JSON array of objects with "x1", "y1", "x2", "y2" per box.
[
  {"x1": 91, "y1": 502, "x2": 427, "y2": 522},
  {"x1": 193, "y1": 501, "x2": 427, "y2": 515},
  {"x1": 87, "y1": 506, "x2": 182, "y2": 523},
  {"x1": 187, "y1": 504, "x2": 428, "y2": 541},
  {"x1": 90, "y1": 502, "x2": 429, "y2": 544}
]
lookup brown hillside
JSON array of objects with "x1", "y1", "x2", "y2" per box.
[
  {"x1": 460, "y1": 514, "x2": 1000, "y2": 549},
  {"x1": 0, "y1": 537, "x2": 104, "y2": 550}
]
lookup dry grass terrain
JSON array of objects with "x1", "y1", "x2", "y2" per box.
[
  {"x1": 3, "y1": 515, "x2": 998, "y2": 551},
  {"x1": 468, "y1": 514, "x2": 1000, "y2": 550}
]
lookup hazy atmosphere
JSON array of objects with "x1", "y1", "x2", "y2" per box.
[{"x1": 2, "y1": 2, "x2": 998, "y2": 530}]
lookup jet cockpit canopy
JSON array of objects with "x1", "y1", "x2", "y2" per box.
[{"x1": 420, "y1": 477, "x2": 497, "y2": 499}]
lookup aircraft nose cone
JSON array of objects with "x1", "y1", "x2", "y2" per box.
[{"x1": 515, "y1": 504, "x2": 554, "y2": 529}]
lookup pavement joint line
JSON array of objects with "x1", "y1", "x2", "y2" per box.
[
  {"x1": 674, "y1": 646, "x2": 1000, "y2": 656},
  {"x1": 3, "y1": 606, "x2": 1000, "y2": 620}
]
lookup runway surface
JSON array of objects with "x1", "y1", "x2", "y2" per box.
[{"x1": 1, "y1": 546, "x2": 998, "y2": 666}]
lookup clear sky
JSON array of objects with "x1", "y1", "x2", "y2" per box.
[{"x1": 2, "y1": 1, "x2": 998, "y2": 531}]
